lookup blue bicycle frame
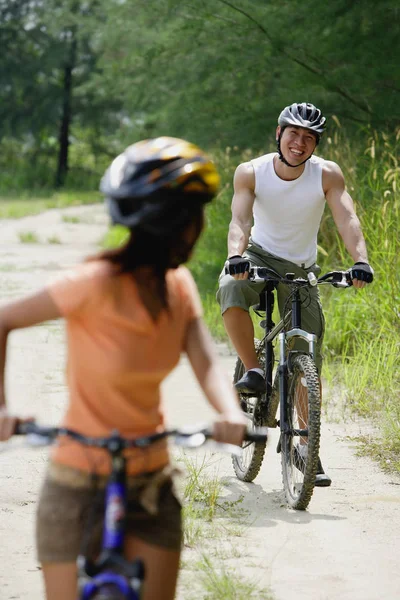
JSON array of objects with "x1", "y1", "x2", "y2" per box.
[{"x1": 77, "y1": 432, "x2": 144, "y2": 599}]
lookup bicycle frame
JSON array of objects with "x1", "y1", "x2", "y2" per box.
[
  {"x1": 257, "y1": 276, "x2": 317, "y2": 446},
  {"x1": 252, "y1": 267, "x2": 352, "y2": 434},
  {"x1": 78, "y1": 433, "x2": 143, "y2": 599}
]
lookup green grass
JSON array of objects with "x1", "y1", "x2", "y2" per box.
[
  {"x1": 317, "y1": 129, "x2": 400, "y2": 471},
  {"x1": 175, "y1": 451, "x2": 273, "y2": 599},
  {"x1": 0, "y1": 190, "x2": 100, "y2": 219},
  {"x1": 102, "y1": 224, "x2": 131, "y2": 249},
  {"x1": 62, "y1": 215, "x2": 81, "y2": 224},
  {"x1": 47, "y1": 235, "x2": 62, "y2": 244},
  {"x1": 18, "y1": 231, "x2": 39, "y2": 243},
  {"x1": 195, "y1": 554, "x2": 273, "y2": 600}
]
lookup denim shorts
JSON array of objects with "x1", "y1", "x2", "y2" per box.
[
  {"x1": 36, "y1": 462, "x2": 182, "y2": 563},
  {"x1": 216, "y1": 240, "x2": 325, "y2": 372}
]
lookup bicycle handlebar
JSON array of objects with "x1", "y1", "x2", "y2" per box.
[
  {"x1": 14, "y1": 421, "x2": 268, "y2": 450},
  {"x1": 248, "y1": 267, "x2": 352, "y2": 288}
]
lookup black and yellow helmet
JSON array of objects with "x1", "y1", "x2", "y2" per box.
[{"x1": 100, "y1": 137, "x2": 220, "y2": 230}]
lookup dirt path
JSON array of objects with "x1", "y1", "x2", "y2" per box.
[{"x1": 0, "y1": 205, "x2": 399, "y2": 600}]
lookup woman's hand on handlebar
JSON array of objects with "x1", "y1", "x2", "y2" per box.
[
  {"x1": 0, "y1": 408, "x2": 18, "y2": 442},
  {"x1": 0, "y1": 409, "x2": 33, "y2": 442},
  {"x1": 212, "y1": 411, "x2": 248, "y2": 447}
]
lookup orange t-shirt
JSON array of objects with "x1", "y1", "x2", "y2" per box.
[{"x1": 46, "y1": 260, "x2": 202, "y2": 475}]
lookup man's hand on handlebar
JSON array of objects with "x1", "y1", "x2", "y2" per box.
[
  {"x1": 224, "y1": 255, "x2": 250, "y2": 280},
  {"x1": 349, "y1": 262, "x2": 374, "y2": 289}
]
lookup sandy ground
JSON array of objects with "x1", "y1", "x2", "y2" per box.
[{"x1": 0, "y1": 204, "x2": 399, "y2": 600}]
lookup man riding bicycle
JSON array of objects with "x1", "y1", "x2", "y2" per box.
[{"x1": 217, "y1": 102, "x2": 374, "y2": 486}]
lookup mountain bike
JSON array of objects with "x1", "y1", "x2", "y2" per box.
[
  {"x1": 14, "y1": 421, "x2": 267, "y2": 599},
  {"x1": 231, "y1": 267, "x2": 352, "y2": 510}
]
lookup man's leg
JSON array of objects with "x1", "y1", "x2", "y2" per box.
[
  {"x1": 217, "y1": 271, "x2": 266, "y2": 394},
  {"x1": 223, "y1": 307, "x2": 259, "y2": 370}
]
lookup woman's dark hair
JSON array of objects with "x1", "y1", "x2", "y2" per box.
[
  {"x1": 92, "y1": 205, "x2": 204, "y2": 307},
  {"x1": 96, "y1": 137, "x2": 219, "y2": 308}
]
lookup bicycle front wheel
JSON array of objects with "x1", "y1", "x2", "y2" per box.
[
  {"x1": 90, "y1": 586, "x2": 129, "y2": 600},
  {"x1": 281, "y1": 353, "x2": 321, "y2": 510},
  {"x1": 231, "y1": 343, "x2": 268, "y2": 482}
]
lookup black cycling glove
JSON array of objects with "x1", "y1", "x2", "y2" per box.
[
  {"x1": 349, "y1": 262, "x2": 374, "y2": 283},
  {"x1": 225, "y1": 255, "x2": 250, "y2": 276}
]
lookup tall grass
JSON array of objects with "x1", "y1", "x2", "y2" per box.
[{"x1": 317, "y1": 126, "x2": 400, "y2": 467}]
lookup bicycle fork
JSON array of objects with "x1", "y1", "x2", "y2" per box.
[
  {"x1": 276, "y1": 285, "x2": 318, "y2": 453},
  {"x1": 276, "y1": 329, "x2": 318, "y2": 452},
  {"x1": 78, "y1": 447, "x2": 145, "y2": 599}
]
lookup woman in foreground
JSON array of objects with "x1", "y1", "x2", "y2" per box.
[{"x1": 0, "y1": 137, "x2": 247, "y2": 600}]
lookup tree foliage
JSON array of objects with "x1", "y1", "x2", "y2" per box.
[{"x1": 0, "y1": 0, "x2": 399, "y2": 187}]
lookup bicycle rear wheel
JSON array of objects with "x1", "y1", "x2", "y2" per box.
[
  {"x1": 281, "y1": 353, "x2": 321, "y2": 510},
  {"x1": 231, "y1": 341, "x2": 268, "y2": 482}
]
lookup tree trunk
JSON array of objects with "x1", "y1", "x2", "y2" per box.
[{"x1": 55, "y1": 36, "x2": 76, "y2": 188}]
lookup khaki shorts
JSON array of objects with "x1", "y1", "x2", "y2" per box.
[
  {"x1": 36, "y1": 462, "x2": 182, "y2": 563},
  {"x1": 216, "y1": 240, "x2": 325, "y2": 372}
]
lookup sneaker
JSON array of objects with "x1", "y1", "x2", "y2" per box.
[
  {"x1": 235, "y1": 370, "x2": 266, "y2": 395},
  {"x1": 315, "y1": 458, "x2": 332, "y2": 487},
  {"x1": 292, "y1": 445, "x2": 332, "y2": 487}
]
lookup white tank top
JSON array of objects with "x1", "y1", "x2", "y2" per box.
[{"x1": 250, "y1": 153, "x2": 326, "y2": 268}]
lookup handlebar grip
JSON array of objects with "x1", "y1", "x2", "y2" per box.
[
  {"x1": 244, "y1": 427, "x2": 268, "y2": 443},
  {"x1": 14, "y1": 420, "x2": 37, "y2": 435}
]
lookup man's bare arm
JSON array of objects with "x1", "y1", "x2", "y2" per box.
[
  {"x1": 324, "y1": 161, "x2": 368, "y2": 263},
  {"x1": 227, "y1": 162, "x2": 256, "y2": 257},
  {"x1": 324, "y1": 161, "x2": 371, "y2": 289}
]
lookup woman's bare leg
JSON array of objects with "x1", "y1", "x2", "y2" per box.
[
  {"x1": 125, "y1": 535, "x2": 181, "y2": 600},
  {"x1": 42, "y1": 563, "x2": 77, "y2": 600},
  {"x1": 41, "y1": 538, "x2": 180, "y2": 600}
]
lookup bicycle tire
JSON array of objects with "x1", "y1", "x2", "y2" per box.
[
  {"x1": 281, "y1": 353, "x2": 321, "y2": 510},
  {"x1": 89, "y1": 585, "x2": 134, "y2": 600},
  {"x1": 89, "y1": 587, "x2": 127, "y2": 600},
  {"x1": 231, "y1": 340, "x2": 268, "y2": 482}
]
